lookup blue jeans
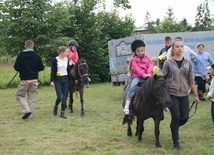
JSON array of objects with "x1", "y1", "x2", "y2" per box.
[
  {"x1": 54, "y1": 76, "x2": 69, "y2": 111},
  {"x1": 127, "y1": 76, "x2": 145, "y2": 98}
]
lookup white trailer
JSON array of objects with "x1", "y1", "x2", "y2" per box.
[{"x1": 108, "y1": 30, "x2": 214, "y2": 86}]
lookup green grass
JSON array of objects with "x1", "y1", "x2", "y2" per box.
[
  {"x1": 0, "y1": 65, "x2": 51, "y2": 89},
  {"x1": 0, "y1": 83, "x2": 213, "y2": 155}
]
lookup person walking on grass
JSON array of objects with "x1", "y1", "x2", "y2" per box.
[
  {"x1": 194, "y1": 43, "x2": 214, "y2": 101},
  {"x1": 162, "y1": 39, "x2": 199, "y2": 150},
  {"x1": 50, "y1": 46, "x2": 69, "y2": 119},
  {"x1": 14, "y1": 40, "x2": 44, "y2": 120}
]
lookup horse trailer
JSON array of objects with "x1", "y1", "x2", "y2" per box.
[{"x1": 108, "y1": 30, "x2": 214, "y2": 86}]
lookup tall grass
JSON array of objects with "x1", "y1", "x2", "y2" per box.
[{"x1": 0, "y1": 83, "x2": 213, "y2": 155}]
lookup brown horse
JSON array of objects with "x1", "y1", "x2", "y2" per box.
[
  {"x1": 68, "y1": 59, "x2": 89, "y2": 116},
  {"x1": 122, "y1": 74, "x2": 172, "y2": 147}
]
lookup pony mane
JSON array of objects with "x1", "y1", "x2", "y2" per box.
[
  {"x1": 74, "y1": 59, "x2": 86, "y2": 69},
  {"x1": 141, "y1": 76, "x2": 154, "y2": 97}
]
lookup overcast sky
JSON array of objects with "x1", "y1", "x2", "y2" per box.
[{"x1": 106, "y1": 0, "x2": 214, "y2": 27}]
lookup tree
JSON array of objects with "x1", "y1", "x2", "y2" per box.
[
  {"x1": 193, "y1": 0, "x2": 213, "y2": 31},
  {"x1": 1, "y1": 0, "x2": 53, "y2": 55},
  {"x1": 1, "y1": 0, "x2": 134, "y2": 82},
  {"x1": 164, "y1": 7, "x2": 175, "y2": 21},
  {"x1": 113, "y1": 0, "x2": 131, "y2": 9},
  {"x1": 156, "y1": 7, "x2": 190, "y2": 33},
  {"x1": 64, "y1": 0, "x2": 134, "y2": 82}
]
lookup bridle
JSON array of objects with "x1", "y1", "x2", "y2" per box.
[{"x1": 77, "y1": 62, "x2": 88, "y2": 80}]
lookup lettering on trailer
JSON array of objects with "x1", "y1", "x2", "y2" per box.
[{"x1": 115, "y1": 40, "x2": 132, "y2": 57}]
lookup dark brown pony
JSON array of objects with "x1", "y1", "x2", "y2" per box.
[
  {"x1": 122, "y1": 74, "x2": 172, "y2": 147},
  {"x1": 68, "y1": 59, "x2": 89, "y2": 116}
]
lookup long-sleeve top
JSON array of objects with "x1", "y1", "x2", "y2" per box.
[
  {"x1": 193, "y1": 51, "x2": 214, "y2": 76},
  {"x1": 158, "y1": 46, "x2": 171, "y2": 69},
  {"x1": 162, "y1": 58, "x2": 195, "y2": 97},
  {"x1": 14, "y1": 49, "x2": 44, "y2": 80},
  {"x1": 166, "y1": 45, "x2": 196, "y2": 60},
  {"x1": 50, "y1": 57, "x2": 70, "y2": 82},
  {"x1": 208, "y1": 76, "x2": 214, "y2": 102},
  {"x1": 131, "y1": 54, "x2": 153, "y2": 77}
]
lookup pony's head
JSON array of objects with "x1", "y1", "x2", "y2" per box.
[
  {"x1": 75, "y1": 59, "x2": 90, "y2": 83},
  {"x1": 152, "y1": 74, "x2": 172, "y2": 108}
]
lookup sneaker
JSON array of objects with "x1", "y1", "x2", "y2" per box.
[
  {"x1": 199, "y1": 97, "x2": 206, "y2": 101},
  {"x1": 199, "y1": 94, "x2": 206, "y2": 101},
  {"x1": 22, "y1": 112, "x2": 32, "y2": 119}
]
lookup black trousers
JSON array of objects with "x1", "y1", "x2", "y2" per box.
[
  {"x1": 195, "y1": 76, "x2": 206, "y2": 93},
  {"x1": 169, "y1": 95, "x2": 189, "y2": 141},
  {"x1": 211, "y1": 101, "x2": 214, "y2": 124}
]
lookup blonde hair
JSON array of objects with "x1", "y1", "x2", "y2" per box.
[
  {"x1": 127, "y1": 54, "x2": 134, "y2": 73},
  {"x1": 58, "y1": 46, "x2": 67, "y2": 53},
  {"x1": 151, "y1": 57, "x2": 158, "y2": 66}
]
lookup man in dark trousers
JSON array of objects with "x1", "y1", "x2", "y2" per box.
[{"x1": 14, "y1": 40, "x2": 44, "y2": 120}]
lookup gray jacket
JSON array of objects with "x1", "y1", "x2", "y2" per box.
[{"x1": 162, "y1": 58, "x2": 195, "y2": 97}]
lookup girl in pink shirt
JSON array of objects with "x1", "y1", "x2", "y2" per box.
[
  {"x1": 124, "y1": 40, "x2": 153, "y2": 115},
  {"x1": 67, "y1": 40, "x2": 79, "y2": 66}
]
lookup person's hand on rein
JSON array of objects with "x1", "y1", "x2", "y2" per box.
[{"x1": 194, "y1": 95, "x2": 200, "y2": 104}]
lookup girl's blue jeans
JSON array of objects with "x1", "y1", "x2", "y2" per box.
[{"x1": 54, "y1": 76, "x2": 69, "y2": 111}]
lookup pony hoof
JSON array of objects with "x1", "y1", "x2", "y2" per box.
[
  {"x1": 138, "y1": 138, "x2": 142, "y2": 142},
  {"x1": 70, "y1": 110, "x2": 74, "y2": 113},
  {"x1": 81, "y1": 113, "x2": 85, "y2": 116},
  {"x1": 127, "y1": 132, "x2": 132, "y2": 137},
  {"x1": 156, "y1": 144, "x2": 162, "y2": 148}
]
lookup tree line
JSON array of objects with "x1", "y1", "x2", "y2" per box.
[{"x1": 0, "y1": 0, "x2": 213, "y2": 83}]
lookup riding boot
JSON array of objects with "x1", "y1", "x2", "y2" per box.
[
  {"x1": 60, "y1": 111, "x2": 67, "y2": 119},
  {"x1": 173, "y1": 139, "x2": 181, "y2": 150},
  {"x1": 53, "y1": 105, "x2": 58, "y2": 116}
]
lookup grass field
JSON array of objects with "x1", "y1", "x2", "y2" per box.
[{"x1": 0, "y1": 82, "x2": 213, "y2": 155}]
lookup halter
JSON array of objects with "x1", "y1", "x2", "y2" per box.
[{"x1": 77, "y1": 62, "x2": 89, "y2": 79}]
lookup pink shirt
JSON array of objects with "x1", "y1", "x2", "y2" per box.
[
  {"x1": 131, "y1": 54, "x2": 153, "y2": 77},
  {"x1": 67, "y1": 48, "x2": 79, "y2": 64}
]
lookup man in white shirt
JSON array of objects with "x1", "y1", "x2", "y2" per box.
[{"x1": 166, "y1": 37, "x2": 196, "y2": 61}]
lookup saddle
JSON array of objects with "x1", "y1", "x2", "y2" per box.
[{"x1": 130, "y1": 81, "x2": 144, "y2": 115}]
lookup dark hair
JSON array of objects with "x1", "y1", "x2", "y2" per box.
[{"x1": 165, "y1": 36, "x2": 171, "y2": 41}]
